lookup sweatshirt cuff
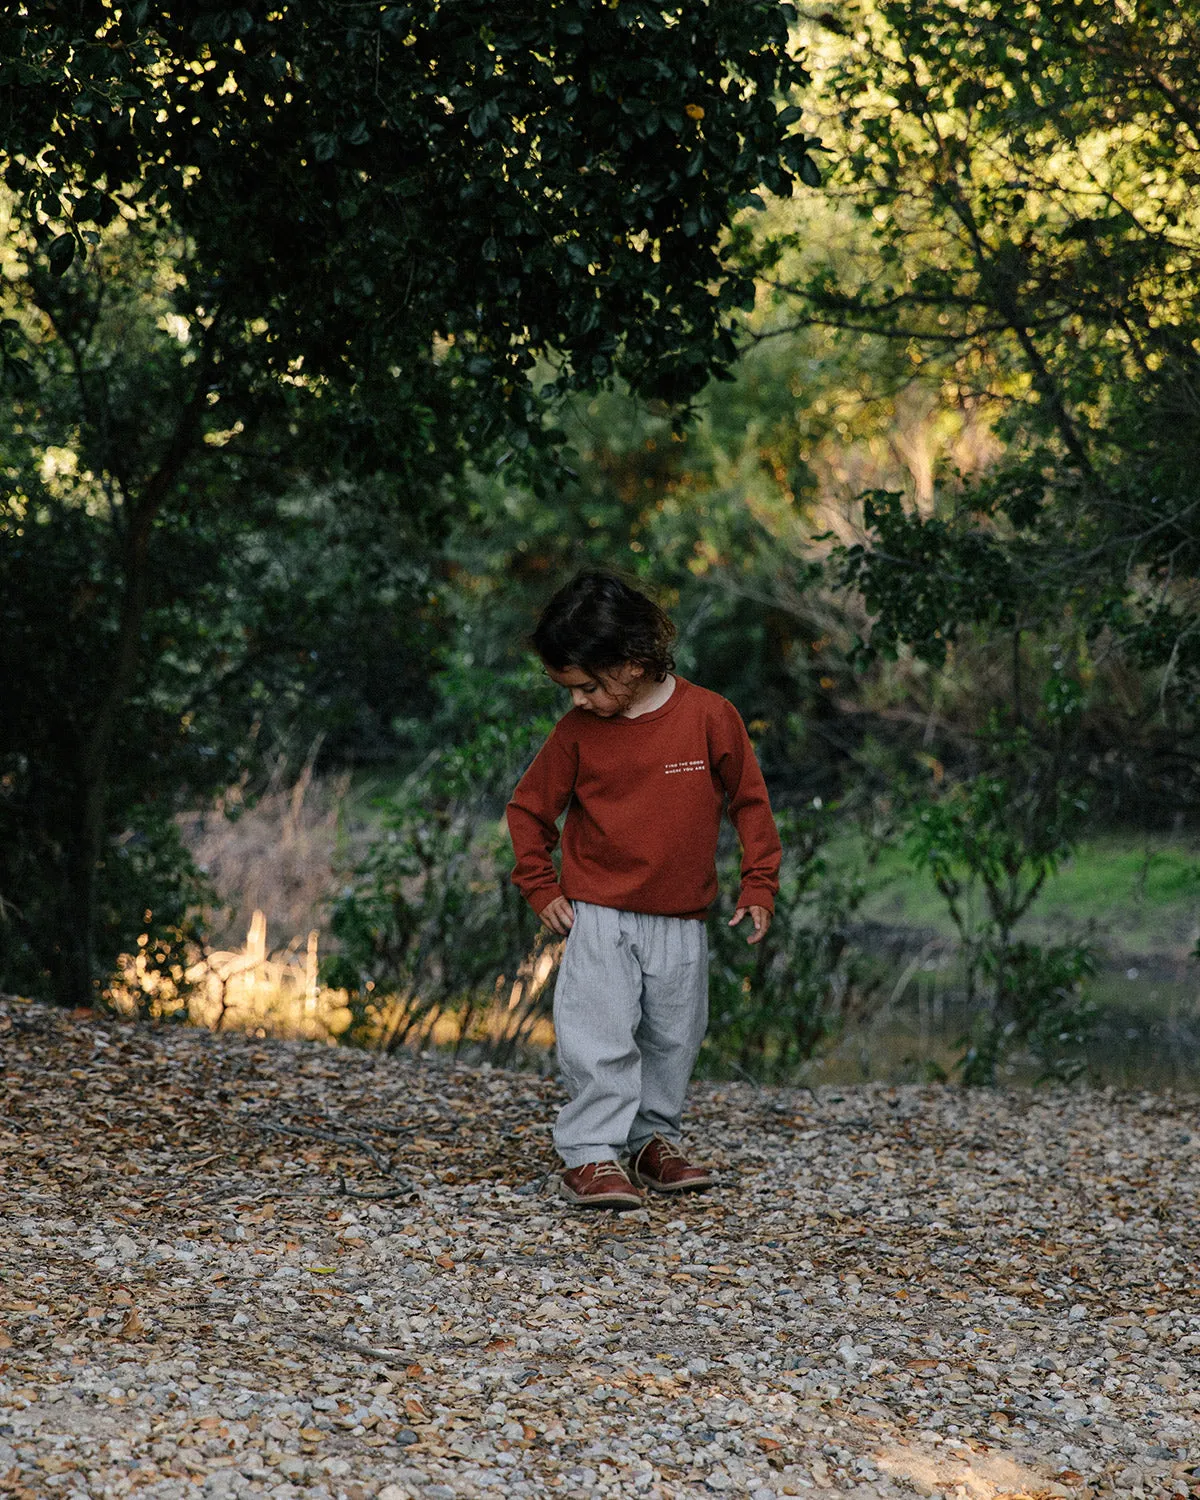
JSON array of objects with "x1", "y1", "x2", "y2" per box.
[
  {"x1": 529, "y1": 885, "x2": 565, "y2": 917},
  {"x1": 737, "y1": 885, "x2": 776, "y2": 915}
]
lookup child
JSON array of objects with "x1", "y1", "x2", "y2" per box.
[{"x1": 506, "y1": 571, "x2": 782, "y2": 1209}]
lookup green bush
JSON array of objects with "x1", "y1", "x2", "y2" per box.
[
  {"x1": 323, "y1": 786, "x2": 544, "y2": 1057},
  {"x1": 968, "y1": 939, "x2": 1097, "y2": 1085},
  {"x1": 701, "y1": 805, "x2": 878, "y2": 1081},
  {"x1": 322, "y1": 661, "x2": 556, "y2": 1056},
  {"x1": 904, "y1": 728, "x2": 1098, "y2": 1083}
]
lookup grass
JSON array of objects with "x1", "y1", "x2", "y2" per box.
[{"x1": 840, "y1": 831, "x2": 1200, "y2": 963}]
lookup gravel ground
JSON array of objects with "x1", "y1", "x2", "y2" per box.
[{"x1": 1, "y1": 997, "x2": 1198, "y2": 1500}]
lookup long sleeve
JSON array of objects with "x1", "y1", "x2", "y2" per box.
[
  {"x1": 711, "y1": 704, "x2": 782, "y2": 912},
  {"x1": 506, "y1": 725, "x2": 578, "y2": 916}
]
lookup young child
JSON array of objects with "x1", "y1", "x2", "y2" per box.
[{"x1": 506, "y1": 570, "x2": 782, "y2": 1209}]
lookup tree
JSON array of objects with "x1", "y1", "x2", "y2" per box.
[
  {"x1": 3, "y1": 0, "x2": 817, "y2": 413},
  {"x1": 762, "y1": 1, "x2": 1200, "y2": 707},
  {"x1": 721, "y1": 1, "x2": 1200, "y2": 1076},
  {"x1": 1, "y1": 0, "x2": 817, "y2": 1004}
]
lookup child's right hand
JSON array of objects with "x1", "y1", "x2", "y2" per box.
[{"x1": 540, "y1": 896, "x2": 575, "y2": 935}]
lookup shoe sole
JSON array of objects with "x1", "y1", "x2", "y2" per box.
[
  {"x1": 559, "y1": 1183, "x2": 643, "y2": 1210},
  {"x1": 628, "y1": 1170, "x2": 716, "y2": 1193}
]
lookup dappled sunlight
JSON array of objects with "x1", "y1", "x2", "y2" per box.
[
  {"x1": 106, "y1": 908, "x2": 354, "y2": 1041},
  {"x1": 107, "y1": 908, "x2": 561, "y2": 1059},
  {"x1": 873, "y1": 1440, "x2": 1077, "y2": 1499}
]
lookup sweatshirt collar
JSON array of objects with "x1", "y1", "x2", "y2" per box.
[{"x1": 605, "y1": 675, "x2": 689, "y2": 726}]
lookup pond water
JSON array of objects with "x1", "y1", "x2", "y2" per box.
[{"x1": 798, "y1": 964, "x2": 1200, "y2": 1092}]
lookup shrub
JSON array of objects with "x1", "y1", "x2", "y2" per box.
[
  {"x1": 322, "y1": 788, "x2": 545, "y2": 1058},
  {"x1": 702, "y1": 804, "x2": 878, "y2": 1081},
  {"x1": 904, "y1": 728, "x2": 1097, "y2": 1083}
]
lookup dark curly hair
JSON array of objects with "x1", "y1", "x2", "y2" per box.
[{"x1": 531, "y1": 571, "x2": 677, "y2": 681}]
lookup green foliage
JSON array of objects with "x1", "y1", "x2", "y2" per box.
[
  {"x1": 0, "y1": 223, "x2": 444, "y2": 999},
  {"x1": 0, "y1": 432, "x2": 231, "y2": 996},
  {"x1": 701, "y1": 805, "x2": 877, "y2": 1081},
  {"x1": 324, "y1": 671, "x2": 556, "y2": 1054},
  {"x1": 837, "y1": 490, "x2": 1021, "y2": 667},
  {"x1": 1, "y1": 0, "x2": 815, "y2": 1004},
  {"x1": 969, "y1": 939, "x2": 1097, "y2": 1087},
  {"x1": 764, "y1": 2, "x2": 1200, "y2": 708},
  {"x1": 905, "y1": 739, "x2": 1084, "y2": 933},
  {"x1": 323, "y1": 787, "x2": 543, "y2": 1055},
  {"x1": 904, "y1": 728, "x2": 1097, "y2": 1083},
  {"x1": 2, "y1": 0, "x2": 815, "y2": 419},
  {"x1": 419, "y1": 661, "x2": 562, "y2": 803},
  {"x1": 225, "y1": 486, "x2": 449, "y2": 764}
]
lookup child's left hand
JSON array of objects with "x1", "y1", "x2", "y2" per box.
[{"x1": 729, "y1": 905, "x2": 772, "y2": 945}]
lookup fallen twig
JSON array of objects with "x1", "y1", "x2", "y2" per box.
[
  {"x1": 337, "y1": 1176, "x2": 415, "y2": 1201},
  {"x1": 250, "y1": 1115, "x2": 418, "y2": 1194},
  {"x1": 297, "y1": 1330, "x2": 411, "y2": 1361}
]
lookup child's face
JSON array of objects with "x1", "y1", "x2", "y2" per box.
[{"x1": 545, "y1": 663, "x2": 645, "y2": 717}]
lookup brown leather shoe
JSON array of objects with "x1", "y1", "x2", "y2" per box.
[
  {"x1": 628, "y1": 1135, "x2": 715, "y2": 1193},
  {"x1": 559, "y1": 1159, "x2": 643, "y2": 1210}
]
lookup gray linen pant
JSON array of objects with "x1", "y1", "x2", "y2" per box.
[{"x1": 552, "y1": 901, "x2": 709, "y2": 1168}]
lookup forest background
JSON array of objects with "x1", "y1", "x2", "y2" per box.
[{"x1": 3, "y1": 0, "x2": 1198, "y2": 1090}]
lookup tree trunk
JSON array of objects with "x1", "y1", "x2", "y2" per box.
[
  {"x1": 46, "y1": 779, "x2": 104, "y2": 1007},
  {"x1": 43, "y1": 506, "x2": 156, "y2": 1006}
]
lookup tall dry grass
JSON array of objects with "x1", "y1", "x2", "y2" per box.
[
  {"x1": 107, "y1": 750, "x2": 362, "y2": 1037},
  {"x1": 110, "y1": 759, "x2": 556, "y2": 1060},
  {"x1": 181, "y1": 747, "x2": 358, "y2": 953}
]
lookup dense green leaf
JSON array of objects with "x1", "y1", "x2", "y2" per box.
[{"x1": 0, "y1": 0, "x2": 815, "y2": 1004}]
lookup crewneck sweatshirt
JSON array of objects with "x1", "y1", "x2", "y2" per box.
[{"x1": 506, "y1": 677, "x2": 781, "y2": 921}]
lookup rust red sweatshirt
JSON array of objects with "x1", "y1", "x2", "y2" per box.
[{"x1": 506, "y1": 678, "x2": 781, "y2": 920}]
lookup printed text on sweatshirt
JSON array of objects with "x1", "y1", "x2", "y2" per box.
[{"x1": 506, "y1": 678, "x2": 782, "y2": 920}]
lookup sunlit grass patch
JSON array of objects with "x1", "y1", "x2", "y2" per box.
[{"x1": 106, "y1": 909, "x2": 355, "y2": 1041}]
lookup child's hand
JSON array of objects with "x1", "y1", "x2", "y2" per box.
[
  {"x1": 729, "y1": 905, "x2": 771, "y2": 945},
  {"x1": 540, "y1": 896, "x2": 575, "y2": 936}
]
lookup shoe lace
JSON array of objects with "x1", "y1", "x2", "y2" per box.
[
  {"x1": 650, "y1": 1136, "x2": 687, "y2": 1162},
  {"x1": 590, "y1": 1160, "x2": 630, "y2": 1181}
]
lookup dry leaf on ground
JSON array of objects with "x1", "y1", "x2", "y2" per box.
[{"x1": 0, "y1": 997, "x2": 1197, "y2": 1500}]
